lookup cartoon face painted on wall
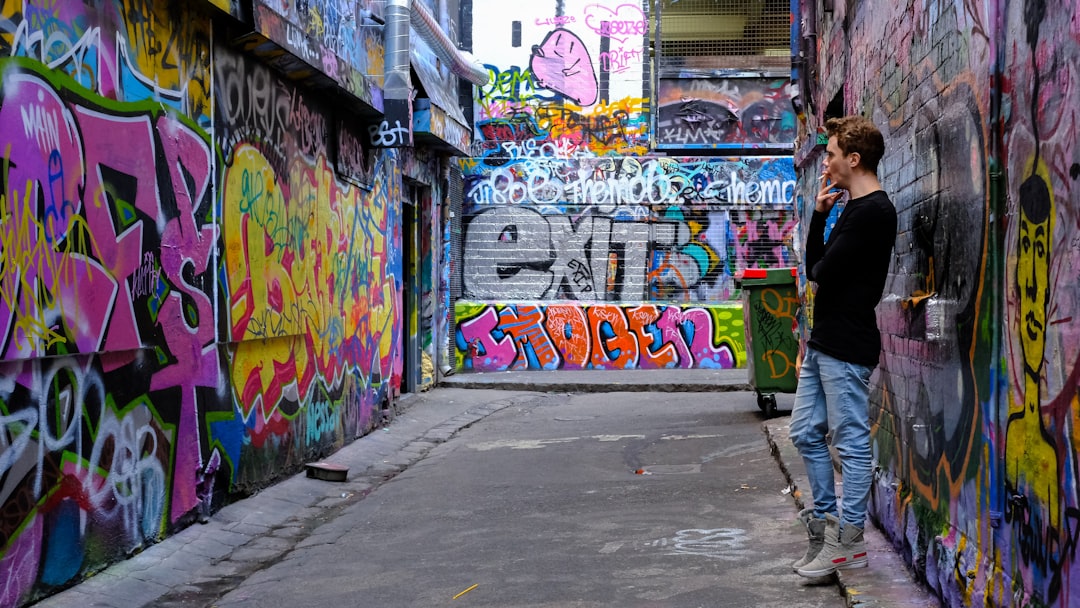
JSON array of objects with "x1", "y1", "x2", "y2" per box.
[
  {"x1": 1016, "y1": 171, "x2": 1052, "y2": 378},
  {"x1": 529, "y1": 27, "x2": 598, "y2": 106}
]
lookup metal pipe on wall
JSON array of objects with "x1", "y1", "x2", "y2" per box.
[
  {"x1": 381, "y1": 0, "x2": 415, "y2": 147},
  {"x1": 382, "y1": 0, "x2": 488, "y2": 147},
  {"x1": 385, "y1": 0, "x2": 489, "y2": 96},
  {"x1": 409, "y1": 1, "x2": 489, "y2": 86},
  {"x1": 385, "y1": 0, "x2": 413, "y2": 105}
]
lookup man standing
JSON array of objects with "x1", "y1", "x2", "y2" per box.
[{"x1": 789, "y1": 116, "x2": 897, "y2": 578}]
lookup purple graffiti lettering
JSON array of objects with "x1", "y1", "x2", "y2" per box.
[
  {"x1": 681, "y1": 308, "x2": 736, "y2": 368},
  {"x1": 153, "y1": 114, "x2": 217, "y2": 522},
  {"x1": 74, "y1": 108, "x2": 161, "y2": 355},
  {"x1": 458, "y1": 307, "x2": 518, "y2": 369},
  {"x1": 584, "y1": 4, "x2": 648, "y2": 43},
  {"x1": 0, "y1": 515, "x2": 42, "y2": 605},
  {"x1": 655, "y1": 306, "x2": 735, "y2": 369},
  {"x1": 0, "y1": 74, "x2": 115, "y2": 359},
  {"x1": 598, "y1": 46, "x2": 643, "y2": 73},
  {"x1": 535, "y1": 15, "x2": 576, "y2": 27}
]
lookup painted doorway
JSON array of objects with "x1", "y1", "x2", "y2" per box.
[{"x1": 401, "y1": 185, "x2": 420, "y2": 394}]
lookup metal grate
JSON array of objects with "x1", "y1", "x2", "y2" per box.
[
  {"x1": 449, "y1": 162, "x2": 464, "y2": 302},
  {"x1": 446, "y1": 163, "x2": 464, "y2": 357},
  {"x1": 658, "y1": 0, "x2": 790, "y2": 59}
]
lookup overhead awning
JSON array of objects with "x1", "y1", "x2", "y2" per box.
[{"x1": 410, "y1": 50, "x2": 472, "y2": 156}]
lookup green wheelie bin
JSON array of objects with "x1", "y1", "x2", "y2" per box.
[{"x1": 735, "y1": 267, "x2": 800, "y2": 418}]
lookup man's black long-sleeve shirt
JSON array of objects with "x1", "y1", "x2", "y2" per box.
[{"x1": 806, "y1": 190, "x2": 897, "y2": 367}]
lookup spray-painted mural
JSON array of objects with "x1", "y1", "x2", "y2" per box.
[
  {"x1": 456, "y1": 302, "x2": 744, "y2": 371},
  {"x1": 461, "y1": 0, "x2": 798, "y2": 373},
  {"x1": 1000, "y1": 0, "x2": 1080, "y2": 605},
  {"x1": 215, "y1": 45, "x2": 402, "y2": 487},
  {"x1": 0, "y1": 80, "x2": 224, "y2": 603},
  {"x1": 460, "y1": 156, "x2": 796, "y2": 301},
  {"x1": 656, "y1": 76, "x2": 797, "y2": 149},
  {"x1": 0, "y1": 4, "x2": 221, "y2": 604},
  {"x1": 455, "y1": 155, "x2": 796, "y2": 371},
  {"x1": 801, "y1": 0, "x2": 1080, "y2": 606},
  {"x1": 470, "y1": 0, "x2": 650, "y2": 159},
  {"x1": 0, "y1": 1, "x2": 407, "y2": 605}
]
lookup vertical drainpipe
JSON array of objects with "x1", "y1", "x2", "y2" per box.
[
  {"x1": 383, "y1": 0, "x2": 489, "y2": 148},
  {"x1": 987, "y1": 0, "x2": 1006, "y2": 533},
  {"x1": 384, "y1": 0, "x2": 414, "y2": 147}
]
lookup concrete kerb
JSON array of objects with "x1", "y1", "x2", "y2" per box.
[{"x1": 442, "y1": 379, "x2": 755, "y2": 392}]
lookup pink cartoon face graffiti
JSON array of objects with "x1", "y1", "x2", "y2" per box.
[{"x1": 529, "y1": 28, "x2": 598, "y2": 106}]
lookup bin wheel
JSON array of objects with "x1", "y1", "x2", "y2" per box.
[{"x1": 757, "y1": 392, "x2": 778, "y2": 418}]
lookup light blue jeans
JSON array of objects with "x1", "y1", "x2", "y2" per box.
[{"x1": 788, "y1": 347, "x2": 874, "y2": 530}]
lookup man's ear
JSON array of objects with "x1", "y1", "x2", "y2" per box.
[{"x1": 848, "y1": 151, "x2": 861, "y2": 169}]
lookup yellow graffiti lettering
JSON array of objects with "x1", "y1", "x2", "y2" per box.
[
  {"x1": 1, "y1": 159, "x2": 104, "y2": 354},
  {"x1": 763, "y1": 349, "x2": 795, "y2": 380},
  {"x1": 759, "y1": 286, "x2": 799, "y2": 322}
]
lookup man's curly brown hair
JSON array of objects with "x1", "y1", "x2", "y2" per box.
[{"x1": 825, "y1": 116, "x2": 885, "y2": 174}]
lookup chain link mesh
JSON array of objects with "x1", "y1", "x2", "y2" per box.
[{"x1": 658, "y1": 0, "x2": 790, "y2": 62}]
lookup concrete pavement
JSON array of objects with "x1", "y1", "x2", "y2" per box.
[{"x1": 34, "y1": 369, "x2": 938, "y2": 608}]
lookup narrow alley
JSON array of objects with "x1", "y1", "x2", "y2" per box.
[
  {"x1": 1, "y1": 2, "x2": 1077, "y2": 608},
  {"x1": 35, "y1": 373, "x2": 937, "y2": 608}
]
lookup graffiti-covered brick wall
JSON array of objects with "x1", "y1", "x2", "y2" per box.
[
  {"x1": 459, "y1": 0, "x2": 797, "y2": 372},
  {"x1": 1000, "y1": 4, "x2": 1080, "y2": 602},
  {"x1": 456, "y1": 154, "x2": 797, "y2": 372},
  {"x1": 461, "y1": 157, "x2": 797, "y2": 300},
  {"x1": 801, "y1": 1, "x2": 1080, "y2": 606},
  {"x1": 456, "y1": 302, "x2": 746, "y2": 371},
  {"x1": 0, "y1": 3, "x2": 222, "y2": 602},
  {"x1": 0, "y1": 1, "x2": 406, "y2": 604},
  {"x1": 656, "y1": 76, "x2": 797, "y2": 150},
  {"x1": 215, "y1": 44, "x2": 402, "y2": 487}
]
